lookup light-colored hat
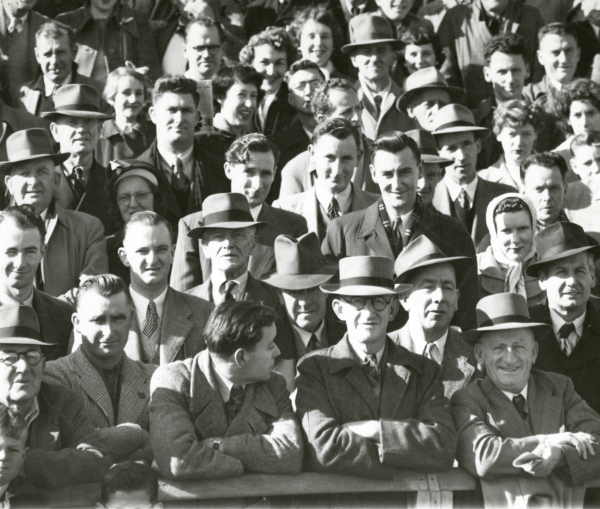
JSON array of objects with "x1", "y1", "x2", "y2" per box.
[
  {"x1": 341, "y1": 13, "x2": 401, "y2": 54},
  {"x1": 0, "y1": 306, "x2": 55, "y2": 346},
  {"x1": 0, "y1": 128, "x2": 69, "y2": 172},
  {"x1": 431, "y1": 103, "x2": 488, "y2": 136},
  {"x1": 396, "y1": 67, "x2": 464, "y2": 111}
]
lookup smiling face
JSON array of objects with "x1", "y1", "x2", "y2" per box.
[
  {"x1": 351, "y1": 44, "x2": 395, "y2": 83},
  {"x1": 537, "y1": 33, "x2": 580, "y2": 86},
  {"x1": 149, "y1": 91, "x2": 198, "y2": 148},
  {"x1": 403, "y1": 43, "x2": 437, "y2": 75},
  {"x1": 200, "y1": 227, "x2": 256, "y2": 275},
  {"x1": 0, "y1": 345, "x2": 44, "y2": 406},
  {"x1": 34, "y1": 33, "x2": 73, "y2": 85},
  {"x1": 496, "y1": 123, "x2": 536, "y2": 166},
  {"x1": 50, "y1": 116, "x2": 100, "y2": 156},
  {"x1": 493, "y1": 210, "x2": 533, "y2": 263},
  {"x1": 251, "y1": 44, "x2": 288, "y2": 88},
  {"x1": 288, "y1": 68, "x2": 325, "y2": 114},
  {"x1": 299, "y1": 19, "x2": 334, "y2": 67},
  {"x1": 219, "y1": 81, "x2": 259, "y2": 128},
  {"x1": 116, "y1": 176, "x2": 155, "y2": 224},
  {"x1": 112, "y1": 75, "x2": 146, "y2": 122},
  {"x1": 184, "y1": 22, "x2": 222, "y2": 80},
  {"x1": 311, "y1": 133, "x2": 357, "y2": 194},
  {"x1": 281, "y1": 287, "x2": 327, "y2": 332},
  {"x1": 437, "y1": 131, "x2": 480, "y2": 185},
  {"x1": 407, "y1": 88, "x2": 451, "y2": 131},
  {"x1": 4, "y1": 158, "x2": 59, "y2": 214},
  {"x1": 375, "y1": 0, "x2": 415, "y2": 21},
  {"x1": 0, "y1": 219, "x2": 43, "y2": 294},
  {"x1": 225, "y1": 150, "x2": 275, "y2": 208},
  {"x1": 475, "y1": 327, "x2": 537, "y2": 394},
  {"x1": 484, "y1": 51, "x2": 528, "y2": 101}
]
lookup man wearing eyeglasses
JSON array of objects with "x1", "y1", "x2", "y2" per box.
[
  {"x1": 295, "y1": 255, "x2": 456, "y2": 478},
  {"x1": 183, "y1": 17, "x2": 223, "y2": 84}
]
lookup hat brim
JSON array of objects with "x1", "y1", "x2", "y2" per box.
[
  {"x1": 0, "y1": 337, "x2": 56, "y2": 346},
  {"x1": 320, "y1": 283, "x2": 411, "y2": 296},
  {"x1": 432, "y1": 126, "x2": 488, "y2": 136},
  {"x1": 0, "y1": 152, "x2": 70, "y2": 172},
  {"x1": 396, "y1": 256, "x2": 472, "y2": 283},
  {"x1": 341, "y1": 39, "x2": 401, "y2": 54},
  {"x1": 188, "y1": 221, "x2": 265, "y2": 238},
  {"x1": 397, "y1": 85, "x2": 465, "y2": 112},
  {"x1": 114, "y1": 168, "x2": 159, "y2": 188},
  {"x1": 421, "y1": 154, "x2": 453, "y2": 165},
  {"x1": 526, "y1": 245, "x2": 600, "y2": 277},
  {"x1": 263, "y1": 273, "x2": 335, "y2": 291},
  {"x1": 41, "y1": 110, "x2": 112, "y2": 120},
  {"x1": 465, "y1": 321, "x2": 548, "y2": 342}
]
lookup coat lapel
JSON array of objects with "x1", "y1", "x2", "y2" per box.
[
  {"x1": 358, "y1": 203, "x2": 394, "y2": 259},
  {"x1": 304, "y1": 189, "x2": 320, "y2": 236},
  {"x1": 527, "y1": 372, "x2": 562, "y2": 435},
  {"x1": 480, "y1": 377, "x2": 532, "y2": 437},
  {"x1": 117, "y1": 358, "x2": 152, "y2": 424},
  {"x1": 432, "y1": 181, "x2": 452, "y2": 216},
  {"x1": 190, "y1": 351, "x2": 228, "y2": 437},
  {"x1": 159, "y1": 289, "x2": 194, "y2": 364},
  {"x1": 379, "y1": 338, "x2": 413, "y2": 418},
  {"x1": 124, "y1": 312, "x2": 144, "y2": 361}
]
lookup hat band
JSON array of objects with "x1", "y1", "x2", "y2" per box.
[
  {"x1": 0, "y1": 326, "x2": 40, "y2": 340},
  {"x1": 538, "y1": 243, "x2": 589, "y2": 260},
  {"x1": 477, "y1": 314, "x2": 532, "y2": 328},
  {"x1": 435, "y1": 119, "x2": 475, "y2": 131},
  {"x1": 52, "y1": 103, "x2": 101, "y2": 113},
  {"x1": 338, "y1": 276, "x2": 393, "y2": 288},
  {"x1": 203, "y1": 209, "x2": 254, "y2": 225}
]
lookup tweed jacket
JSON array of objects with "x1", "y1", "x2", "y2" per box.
[
  {"x1": 389, "y1": 325, "x2": 476, "y2": 399},
  {"x1": 42, "y1": 206, "x2": 108, "y2": 300},
  {"x1": 149, "y1": 350, "x2": 303, "y2": 479},
  {"x1": 452, "y1": 370, "x2": 600, "y2": 507},
  {"x1": 321, "y1": 200, "x2": 479, "y2": 329},
  {"x1": 295, "y1": 335, "x2": 456, "y2": 478},
  {"x1": 124, "y1": 287, "x2": 210, "y2": 365},
  {"x1": 187, "y1": 275, "x2": 296, "y2": 360},
  {"x1": 170, "y1": 203, "x2": 307, "y2": 292},
  {"x1": 45, "y1": 347, "x2": 156, "y2": 429},
  {"x1": 273, "y1": 185, "x2": 378, "y2": 241},
  {"x1": 532, "y1": 300, "x2": 600, "y2": 415}
]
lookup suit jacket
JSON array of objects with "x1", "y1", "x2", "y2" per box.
[
  {"x1": 389, "y1": 325, "x2": 476, "y2": 399},
  {"x1": 574, "y1": 20, "x2": 600, "y2": 79},
  {"x1": 532, "y1": 301, "x2": 600, "y2": 415},
  {"x1": 42, "y1": 206, "x2": 108, "y2": 299},
  {"x1": 452, "y1": 370, "x2": 600, "y2": 506},
  {"x1": 96, "y1": 118, "x2": 155, "y2": 167},
  {"x1": 321, "y1": 200, "x2": 479, "y2": 329},
  {"x1": 273, "y1": 185, "x2": 378, "y2": 241},
  {"x1": 124, "y1": 288, "x2": 210, "y2": 365},
  {"x1": 271, "y1": 116, "x2": 310, "y2": 190},
  {"x1": 431, "y1": 177, "x2": 514, "y2": 246},
  {"x1": 170, "y1": 203, "x2": 308, "y2": 292},
  {"x1": 149, "y1": 349, "x2": 303, "y2": 479},
  {"x1": 253, "y1": 82, "x2": 297, "y2": 138},
  {"x1": 187, "y1": 274, "x2": 296, "y2": 360},
  {"x1": 295, "y1": 335, "x2": 456, "y2": 478},
  {"x1": 45, "y1": 348, "x2": 155, "y2": 429}
]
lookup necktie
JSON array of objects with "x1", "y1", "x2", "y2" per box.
[
  {"x1": 327, "y1": 197, "x2": 341, "y2": 220},
  {"x1": 454, "y1": 188, "x2": 470, "y2": 228},
  {"x1": 362, "y1": 354, "x2": 380, "y2": 391},
  {"x1": 512, "y1": 394, "x2": 528, "y2": 420},
  {"x1": 306, "y1": 334, "x2": 319, "y2": 353},
  {"x1": 225, "y1": 385, "x2": 245, "y2": 423},
  {"x1": 221, "y1": 280, "x2": 237, "y2": 302},
  {"x1": 373, "y1": 95, "x2": 383, "y2": 118},
  {"x1": 423, "y1": 342, "x2": 441, "y2": 365},
  {"x1": 392, "y1": 218, "x2": 403, "y2": 253},
  {"x1": 172, "y1": 157, "x2": 190, "y2": 192},
  {"x1": 558, "y1": 322, "x2": 576, "y2": 356},
  {"x1": 142, "y1": 300, "x2": 159, "y2": 337},
  {"x1": 67, "y1": 166, "x2": 86, "y2": 203},
  {"x1": 35, "y1": 265, "x2": 44, "y2": 291}
]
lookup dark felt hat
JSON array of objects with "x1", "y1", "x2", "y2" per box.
[
  {"x1": 341, "y1": 13, "x2": 401, "y2": 54},
  {"x1": 0, "y1": 128, "x2": 69, "y2": 172},
  {"x1": 41, "y1": 84, "x2": 112, "y2": 120},
  {"x1": 0, "y1": 305, "x2": 55, "y2": 346},
  {"x1": 431, "y1": 103, "x2": 488, "y2": 136},
  {"x1": 396, "y1": 67, "x2": 465, "y2": 111}
]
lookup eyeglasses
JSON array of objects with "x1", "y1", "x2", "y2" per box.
[
  {"x1": 341, "y1": 296, "x2": 393, "y2": 312},
  {"x1": 117, "y1": 191, "x2": 152, "y2": 205},
  {"x1": 0, "y1": 350, "x2": 44, "y2": 367}
]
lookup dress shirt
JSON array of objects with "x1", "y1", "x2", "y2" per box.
[
  {"x1": 250, "y1": 204, "x2": 263, "y2": 221},
  {"x1": 211, "y1": 357, "x2": 245, "y2": 403},
  {"x1": 315, "y1": 182, "x2": 353, "y2": 214},
  {"x1": 39, "y1": 207, "x2": 58, "y2": 246},
  {"x1": 210, "y1": 271, "x2": 249, "y2": 305},
  {"x1": 348, "y1": 337, "x2": 385, "y2": 367},
  {"x1": 384, "y1": 205, "x2": 415, "y2": 246},
  {"x1": 358, "y1": 77, "x2": 392, "y2": 119},
  {"x1": 129, "y1": 286, "x2": 168, "y2": 333},
  {"x1": 444, "y1": 175, "x2": 479, "y2": 208},
  {"x1": 407, "y1": 320, "x2": 448, "y2": 365},
  {"x1": 549, "y1": 308, "x2": 586, "y2": 351},
  {"x1": 293, "y1": 321, "x2": 326, "y2": 352},
  {"x1": 43, "y1": 72, "x2": 72, "y2": 97},
  {"x1": 158, "y1": 144, "x2": 195, "y2": 181},
  {"x1": 501, "y1": 384, "x2": 528, "y2": 403}
]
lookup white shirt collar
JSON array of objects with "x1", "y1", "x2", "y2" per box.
[
  {"x1": 250, "y1": 203, "x2": 263, "y2": 221},
  {"x1": 315, "y1": 181, "x2": 353, "y2": 213},
  {"x1": 209, "y1": 355, "x2": 243, "y2": 402},
  {"x1": 158, "y1": 144, "x2": 194, "y2": 170},
  {"x1": 407, "y1": 319, "x2": 449, "y2": 364},
  {"x1": 210, "y1": 271, "x2": 249, "y2": 305},
  {"x1": 359, "y1": 77, "x2": 392, "y2": 111},
  {"x1": 502, "y1": 384, "x2": 528, "y2": 402},
  {"x1": 444, "y1": 175, "x2": 478, "y2": 206},
  {"x1": 293, "y1": 321, "x2": 325, "y2": 349},
  {"x1": 129, "y1": 285, "x2": 168, "y2": 330},
  {"x1": 549, "y1": 308, "x2": 586, "y2": 338},
  {"x1": 43, "y1": 72, "x2": 72, "y2": 97},
  {"x1": 348, "y1": 335, "x2": 385, "y2": 366}
]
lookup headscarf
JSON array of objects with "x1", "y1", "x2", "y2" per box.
[{"x1": 485, "y1": 192, "x2": 537, "y2": 298}]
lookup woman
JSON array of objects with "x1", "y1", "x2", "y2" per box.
[
  {"x1": 477, "y1": 193, "x2": 545, "y2": 307},
  {"x1": 106, "y1": 160, "x2": 160, "y2": 284},
  {"x1": 97, "y1": 65, "x2": 155, "y2": 167}
]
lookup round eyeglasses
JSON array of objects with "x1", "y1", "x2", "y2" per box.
[{"x1": 0, "y1": 350, "x2": 44, "y2": 367}]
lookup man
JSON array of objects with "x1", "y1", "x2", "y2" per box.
[
  {"x1": 172, "y1": 133, "x2": 307, "y2": 291},
  {"x1": 438, "y1": 0, "x2": 543, "y2": 107},
  {"x1": 150, "y1": 300, "x2": 303, "y2": 479},
  {"x1": 117, "y1": 211, "x2": 209, "y2": 365},
  {"x1": 186, "y1": 193, "x2": 297, "y2": 385},
  {"x1": 453, "y1": 292, "x2": 600, "y2": 507},
  {"x1": 274, "y1": 118, "x2": 377, "y2": 241},
  {"x1": 391, "y1": 234, "x2": 475, "y2": 399},
  {"x1": 396, "y1": 66, "x2": 463, "y2": 133},
  {"x1": 0, "y1": 207, "x2": 72, "y2": 360},
  {"x1": 183, "y1": 16, "x2": 223, "y2": 83},
  {"x1": 374, "y1": 0, "x2": 433, "y2": 38},
  {"x1": 0, "y1": 305, "x2": 149, "y2": 491},
  {"x1": 528, "y1": 222, "x2": 600, "y2": 414},
  {"x1": 341, "y1": 13, "x2": 412, "y2": 141},
  {"x1": 239, "y1": 26, "x2": 297, "y2": 138},
  {"x1": 19, "y1": 20, "x2": 100, "y2": 116},
  {"x1": 322, "y1": 131, "x2": 478, "y2": 329},
  {"x1": 431, "y1": 103, "x2": 514, "y2": 245},
  {"x1": 45, "y1": 274, "x2": 155, "y2": 429},
  {"x1": 573, "y1": 0, "x2": 600, "y2": 79},
  {"x1": 1, "y1": 128, "x2": 107, "y2": 300},
  {"x1": 296, "y1": 255, "x2": 456, "y2": 477},
  {"x1": 138, "y1": 75, "x2": 229, "y2": 228},
  {"x1": 44, "y1": 84, "x2": 112, "y2": 231}
]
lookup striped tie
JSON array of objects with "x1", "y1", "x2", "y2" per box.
[{"x1": 143, "y1": 300, "x2": 159, "y2": 337}]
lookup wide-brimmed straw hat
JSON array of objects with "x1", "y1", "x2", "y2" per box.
[
  {"x1": 41, "y1": 84, "x2": 112, "y2": 120},
  {"x1": 0, "y1": 305, "x2": 55, "y2": 346},
  {"x1": 321, "y1": 255, "x2": 411, "y2": 296},
  {"x1": 431, "y1": 103, "x2": 488, "y2": 136},
  {"x1": 341, "y1": 13, "x2": 401, "y2": 54},
  {"x1": 262, "y1": 232, "x2": 336, "y2": 290},
  {"x1": 396, "y1": 67, "x2": 465, "y2": 111},
  {"x1": 0, "y1": 128, "x2": 69, "y2": 172},
  {"x1": 405, "y1": 129, "x2": 452, "y2": 166}
]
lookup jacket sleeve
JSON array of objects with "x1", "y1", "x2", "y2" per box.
[
  {"x1": 170, "y1": 216, "x2": 201, "y2": 292},
  {"x1": 149, "y1": 364, "x2": 244, "y2": 480},
  {"x1": 219, "y1": 374, "x2": 303, "y2": 474},
  {"x1": 321, "y1": 218, "x2": 346, "y2": 261},
  {"x1": 81, "y1": 215, "x2": 108, "y2": 278}
]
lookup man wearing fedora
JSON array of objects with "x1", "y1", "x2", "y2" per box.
[
  {"x1": 391, "y1": 234, "x2": 476, "y2": 399},
  {"x1": 186, "y1": 193, "x2": 296, "y2": 385},
  {"x1": 44, "y1": 83, "x2": 112, "y2": 232},
  {"x1": 274, "y1": 118, "x2": 377, "y2": 241},
  {"x1": 452, "y1": 292, "x2": 600, "y2": 508},
  {"x1": 0, "y1": 206, "x2": 73, "y2": 360},
  {"x1": 528, "y1": 222, "x2": 600, "y2": 414},
  {"x1": 396, "y1": 66, "x2": 464, "y2": 133},
  {"x1": 2, "y1": 128, "x2": 108, "y2": 300},
  {"x1": 171, "y1": 133, "x2": 308, "y2": 292},
  {"x1": 0, "y1": 304, "x2": 150, "y2": 491},
  {"x1": 118, "y1": 211, "x2": 209, "y2": 365},
  {"x1": 322, "y1": 131, "x2": 478, "y2": 329},
  {"x1": 296, "y1": 255, "x2": 456, "y2": 478},
  {"x1": 341, "y1": 13, "x2": 412, "y2": 141},
  {"x1": 431, "y1": 103, "x2": 514, "y2": 246}
]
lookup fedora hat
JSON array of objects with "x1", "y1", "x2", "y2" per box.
[
  {"x1": 321, "y1": 256, "x2": 411, "y2": 296},
  {"x1": 41, "y1": 84, "x2": 112, "y2": 120},
  {"x1": 431, "y1": 103, "x2": 488, "y2": 136},
  {"x1": 394, "y1": 235, "x2": 472, "y2": 283},
  {"x1": 0, "y1": 305, "x2": 55, "y2": 346},
  {"x1": 396, "y1": 67, "x2": 464, "y2": 112},
  {"x1": 405, "y1": 129, "x2": 452, "y2": 166},
  {"x1": 188, "y1": 193, "x2": 265, "y2": 238},
  {"x1": 341, "y1": 13, "x2": 401, "y2": 54},
  {"x1": 526, "y1": 222, "x2": 600, "y2": 278},
  {"x1": 0, "y1": 128, "x2": 69, "y2": 172},
  {"x1": 262, "y1": 232, "x2": 336, "y2": 290},
  {"x1": 110, "y1": 159, "x2": 159, "y2": 188}
]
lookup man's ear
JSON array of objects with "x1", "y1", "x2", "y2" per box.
[
  {"x1": 71, "y1": 312, "x2": 80, "y2": 332},
  {"x1": 536, "y1": 49, "x2": 543, "y2": 67},
  {"x1": 148, "y1": 105, "x2": 157, "y2": 126},
  {"x1": 224, "y1": 162, "x2": 233, "y2": 180},
  {"x1": 49, "y1": 122, "x2": 59, "y2": 142},
  {"x1": 233, "y1": 348, "x2": 246, "y2": 367},
  {"x1": 331, "y1": 298, "x2": 345, "y2": 321},
  {"x1": 473, "y1": 342, "x2": 483, "y2": 367},
  {"x1": 475, "y1": 137, "x2": 482, "y2": 155},
  {"x1": 483, "y1": 65, "x2": 491, "y2": 84},
  {"x1": 369, "y1": 163, "x2": 376, "y2": 182},
  {"x1": 117, "y1": 246, "x2": 130, "y2": 268}
]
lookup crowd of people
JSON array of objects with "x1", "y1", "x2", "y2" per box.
[{"x1": 1, "y1": 0, "x2": 600, "y2": 507}]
